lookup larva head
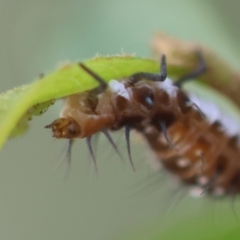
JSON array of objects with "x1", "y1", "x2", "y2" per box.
[{"x1": 45, "y1": 117, "x2": 81, "y2": 138}]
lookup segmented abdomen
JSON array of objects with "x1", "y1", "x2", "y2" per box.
[{"x1": 142, "y1": 93, "x2": 240, "y2": 197}]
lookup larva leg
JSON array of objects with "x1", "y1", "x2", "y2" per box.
[
  {"x1": 64, "y1": 139, "x2": 74, "y2": 179},
  {"x1": 53, "y1": 139, "x2": 74, "y2": 177},
  {"x1": 86, "y1": 136, "x2": 98, "y2": 173},
  {"x1": 101, "y1": 130, "x2": 123, "y2": 161},
  {"x1": 189, "y1": 102, "x2": 205, "y2": 118},
  {"x1": 125, "y1": 126, "x2": 135, "y2": 171},
  {"x1": 175, "y1": 51, "x2": 207, "y2": 87},
  {"x1": 129, "y1": 55, "x2": 167, "y2": 83},
  {"x1": 159, "y1": 121, "x2": 175, "y2": 149}
]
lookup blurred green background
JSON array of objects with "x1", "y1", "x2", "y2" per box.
[{"x1": 1, "y1": 0, "x2": 240, "y2": 239}]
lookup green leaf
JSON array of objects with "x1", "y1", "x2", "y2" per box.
[
  {"x1": 2, "y1": 53, "x2": 240, "y2": 155},
  {"x1": 0, "y1": 56, "x2": 159, "y2": 150}
]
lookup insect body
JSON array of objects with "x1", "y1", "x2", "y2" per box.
[
  {"x1": 46, "y1": 53, "x2": 240, "y2": 197},
  {"x1": 45, "y1": 56, "x2": 168, "y2": 169}
]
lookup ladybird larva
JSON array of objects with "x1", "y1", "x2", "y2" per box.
[{"x1": 46, "y1": 52, "x2": 240, "y2": 197}]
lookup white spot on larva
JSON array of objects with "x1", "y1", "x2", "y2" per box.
[
  {"x1": 97, "y1": 93, "x2": 103, "y2": 99},
  {"x1": 188, "y1": 93, "x2": 240, "y2": 137},
  {"x1": 195, "y1": 149, "x2": 202, "y2": 157},
  {"x1": 212, "y1": 186, "x2": 225, "y2": 197},
  {"x1": 189, "y1": 186, "x2": 204, "y2": 198},
  {"x1": 79, "y1": 100, "x2": 85, "y2": 107},
  {"x1": 109, "y1": 80, "x2": 130, "y2": 100},
  {"x1": 145, "y1": 96, "x2": 153, "y2": 106},
  {"x1": 144, "y1": 126, "x2": 155, "y2": 135},
  {"x1": 185, "y1": 101, "x2": 193, "y2": 107},
  {"x1": 156, "y1": 77, "x2": 177, "y2": 98},
  {"x1": 176, "y1": 158, "x2": 190, "y2": 168},
  {"x1": 90, "y1": 115, "x2": 99, "y2": 119},
  {"x1": 197, "y1": 176, "x2": 209, "y2": 186}
]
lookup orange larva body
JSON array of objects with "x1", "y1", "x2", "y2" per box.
[
  {"x1": 46, "y1": 54, "x2": 240, "y2": 196},
  {"x1": 47, "y1": 78, "x2": 185, "y2": 139}
]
